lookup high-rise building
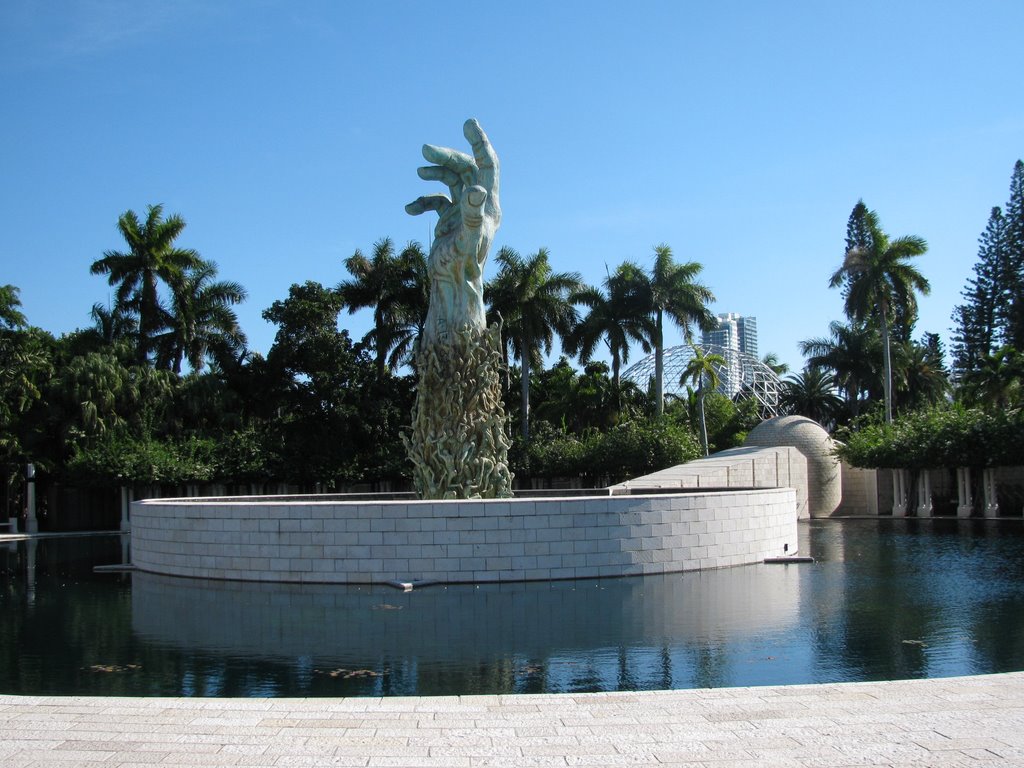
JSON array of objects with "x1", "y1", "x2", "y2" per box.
[
  {"x1": 701, "y1": 314, "x2": 758, "y2": 396},
  {"x1": 737, "y1": 315, "x2": 758, "y2": 359},
  {"x1": 702, "y1": 313, "x2": 758, "y2": 357}
]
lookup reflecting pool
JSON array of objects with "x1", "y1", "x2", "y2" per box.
[{"x1": 2, "y1": 519, "x2": 1023, "y2": 697}]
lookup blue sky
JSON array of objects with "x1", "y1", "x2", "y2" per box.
[{"x1": 2, "y1": 1, "x2": 1022, "y2": 372}]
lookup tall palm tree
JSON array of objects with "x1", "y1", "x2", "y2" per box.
[
  {"x1": 90, "y1": 204, "x2": 203, "y2": 366},
  {"x1": 632, "y1": 245, "x2": 716, "y2": 416},
  {"x1": 780, "y1": 366, "x2": 844, "y2": 427},
  {"x1": 829, "y1": 207, "x2": 929, "y2": 422},
  {"x1": 484, "y1": 247, "x2": 582, "y2": 440},
  {"x1": 338, "y1": 238, "x2": 428, "y2": 378},
  {"x1": 801, "y1": 320, "x2": 881, "y2": 417},
  {"x1": 161, "y1": 260, "x2": 248, "y2": 373},
  {"x1": 567, "y1": 262, "x2": 653, "y2": 397},
  {"x1": 680, "y1": 346, "x2": 724, "y2": 456}
]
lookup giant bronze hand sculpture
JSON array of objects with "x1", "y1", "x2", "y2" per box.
[
  {"x1": 406, "y1": 119, "x2": 501, "y2": 348},
  {"x1": 404, "y1": 120, "x2": 512, "y2": 500}
]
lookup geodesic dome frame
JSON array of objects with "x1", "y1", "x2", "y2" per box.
[{"x1": 621, "y1": 343, "x2": 782, "y2": 419}]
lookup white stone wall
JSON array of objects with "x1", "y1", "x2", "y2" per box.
[
  {"x1": 836, "y1": 462, "x2": 879, "y2": 516},
  {"x1": 131, "y1": 488, "x2": 798, "y2": 585},
  {"x1": 609, "y1": 446, "x2": 809, "y2": 520}
]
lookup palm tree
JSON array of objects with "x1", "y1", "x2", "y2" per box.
[
  {"x1": 680, "y1": 346, "x2": 724, "y2": 456},
  {"x1": 761, "y1": 352, "x2": 789, "y2": 377},
  {"x1": 960, "y1": 346, "x2": 1022, "y2": 408},
  {"x1": 567, "y1": 262, "x2": 653, "y2": 398},
  {"x1": 90, "y1": 204, "x2": 204, "y2": 366},
  {"x1": 632, "y1": 245, "x2": 716, "y2": 416},
  {"x1": 484, "y1": 247, "x2": 582, "y2": 440},
  {"x1": 88, "y1": 302, "x2": 138, "y2": 346},
  {"x1": 338, "y1": 238, "x2": 428, "y2": 378},
  {"x1": 801, "y1": 321, "x2": 881, "y2": 417},
  {"x1": 780, "y1": 366, "x2": 843, "y2": 427},
  {"x1": 829, "y1": 207, "x2": 929, "y2": 422},
  {"x1": 896, "y1": 340, "x2": 949, "y2": 411},
  {"x1": 161, "y1": 260, "x2": 248, "y2": 373}
]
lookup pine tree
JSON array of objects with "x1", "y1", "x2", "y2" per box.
[
  {"x1": 839, "y1": 201, "x2": 874, "y2": 302},
  {"x1": 951, "y1": 207, "x2": 1005, "y2": 378},
  {"x1": 845, "y1": 200, "x2": 875, "y2": 256},
  {"x1": 1002, "y1": 160, "x2": 1024, "y2": 348}
]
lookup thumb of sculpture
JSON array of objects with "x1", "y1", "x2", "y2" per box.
[{"x1": 463, "y1": 185, "x2": 487, "y2": 228}]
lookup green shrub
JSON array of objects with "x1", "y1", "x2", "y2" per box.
[
  {"x1": 515, "y1": 417, "x2": 701, "y2": 483},
  {"x1": 66, "y1": 432, "x2": 220, "y2": 486},
  {"x1": 837, "y1": 405, "x2": 1024, "y2": 469}
]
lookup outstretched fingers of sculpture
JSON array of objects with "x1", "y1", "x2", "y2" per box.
[
  {"x1": 463, "y1": 119, "x2": 498, "y2": 194},
  {"x1": 404, "y1": 194, "x2": 452, "y2": 216},
  {"x1": 421, "y1": 144, "x2": 477, "y2": 188}
]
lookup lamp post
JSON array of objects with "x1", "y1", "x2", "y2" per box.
[{"x1": 25, "y1": 463, "x2": 38, "y2": 534}]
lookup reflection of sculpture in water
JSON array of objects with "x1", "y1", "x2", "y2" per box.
[{"x1": 404, "y1": 120, "x2": 513, "y2": 499}]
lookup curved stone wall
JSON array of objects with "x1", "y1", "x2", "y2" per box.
[
  {"x1": 130, "y1": 488, "x2": 798, "y2": 585},
  {"x1": 745, "y1": 416, "x2": 842, "y2": 517}
]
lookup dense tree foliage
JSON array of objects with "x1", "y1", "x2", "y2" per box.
[
  {"x1": 18, "y1": 176, "x2": 1024, "y2": 525},
  {"x1": 837, "y1": 406, "x2": 1024, "y2": 470},
  {"x1": 7, "y1": 210, "x2": 737, "y2": 528},
  {"x1": 952, "y1": 161, "x2": 1024, "y2": 383}
]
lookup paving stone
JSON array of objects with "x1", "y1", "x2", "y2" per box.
[{"x1": 1, "y1": 673, "x2": 1023, "y2": 767}]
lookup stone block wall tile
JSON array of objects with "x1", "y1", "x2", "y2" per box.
[
  {"x1": 460, "y1": 530, "x2": 486, "y2": 545},
  {"x1": 497, "y1": 542, "x2": 526, "y2": 558},
  {"x1": 432, "y1": 530, "x2": 459, "y2": 545},
  {"x1": 509, "y1": 529, "x2": 536, "y2": 544},
  {"x1": 484, "y1": 501, "x2": 511, "y2": 517},
  {"x1": 382, "y1": 504, "x2": 408, "y2": 519},
  {"x1": 484, "y1": 529, "x2": 512, "y2": 544}
]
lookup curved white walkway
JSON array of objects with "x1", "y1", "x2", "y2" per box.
[{"x1": 2, "y1": 672, "x2": 1023, "y2": 767}]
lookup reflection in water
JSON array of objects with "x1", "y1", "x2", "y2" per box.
[
  {"x1": 132, "y1": 563, "x2": 800, "y2": 695},
  {"x1": 805, "y1": 519, "x2": 1024, "y2": 683},
  {"x1": 1, "y1": 520, "x2": 1023, "y2": 697}
]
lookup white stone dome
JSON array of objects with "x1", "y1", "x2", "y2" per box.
[{"x1": 745, "y1": 416, "x2": 841, "y2": 517}]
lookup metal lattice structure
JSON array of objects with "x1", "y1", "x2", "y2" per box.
[{"x1": 621, "y1": 343, "x2": 782, "y2": 419}]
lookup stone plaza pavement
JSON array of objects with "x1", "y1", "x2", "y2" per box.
[{"x1": 2, "y1": 672, "x2": 1023, "y2": 767}]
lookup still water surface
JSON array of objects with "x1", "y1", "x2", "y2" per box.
[{"x1": 2, "y1": 519, "x2": 1023, "y2": 697}]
